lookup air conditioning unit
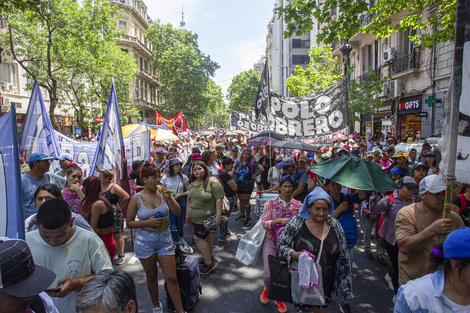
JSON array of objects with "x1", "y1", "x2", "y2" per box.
[
  {"x1": 383, "y1": 48, "x2": 396, "y2": 63},
  {"x1": 389, "y1": 79, "x2": 401, "y2": 98},
  {"x1": 378, "y1": 83, "x2": 387, "y2": 98}
]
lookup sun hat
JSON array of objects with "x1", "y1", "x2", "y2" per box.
[
  {"x1": 27, "y1": 152, "x2": 57, "y2": 165},
  {"x1": 278, "y1": 157, "x2": 296, "y2": 167},
  {"x1": 399, "y1": 176, "x2": 418, "y2": 188},
  {"x1": 443, "y1": 227, "x2": 470, "y2": 259},
  {"x1": 0, "y1": 238, "x2": 56, "y2": 297},
  {"x1": 168, "y1": 157, "x2": 183, "y2": 167},
  {"x1": 58, "y1": 153, "x2": 73, "y2": 161},
  {"x1": 191, "y1": 153, "x2": 203, "y2": 161},
  {"x1": 419, "y1": 174, "x2": 446, "y2": 194},
  {"x1": 393, "y1": 152, "x2": 408, "y2": 159}
]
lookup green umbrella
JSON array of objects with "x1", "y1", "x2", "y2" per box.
[{"x1": 310, "y1": 155, "x2": 399, "y2": 191}]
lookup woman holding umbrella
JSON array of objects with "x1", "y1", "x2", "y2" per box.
[{"x1": 232, "y1": 148, "x2": 264, "y2": 226}]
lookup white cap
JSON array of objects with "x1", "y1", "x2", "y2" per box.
[{"x1": 419, "y1": 174, "x2": 446, "y2": 195}]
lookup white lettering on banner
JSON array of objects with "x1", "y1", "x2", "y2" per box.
[
  {"x1": 328, "y1": 110, "x2": 343, "y2": 128},
  {"x1": 271, "y1": 96, "x2": 281, "y2": 111},
  {"x1": 76, "y1": 151, "x2": 91, "y2": 177},
  {"x1": 300, "y1": 101, "x2": 314, "y2": 119},
  {"x1": 282, "y1": 101, "x2": 300, "y2": 119},
  {"x1": 287, "y1": 120, "x2": 302, "y2": 136},
  {"x1": 315, "y1": 96, "x2": 332, "y2": 114},
  {"x1": 275, "y1": 116, "x2": 287, "y2": 133},
  {"x1": 315, "y1": 116, "x2": 329, "y2": 134},
  {"x1": 303, "y1": 119, "x2": 316, "y2": 136}
]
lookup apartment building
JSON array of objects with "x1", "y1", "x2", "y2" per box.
[
  {"x1": 330, "y1": 7, "x2": 450, "y2": 138},
  {"x1": 266, "y1": 0, "x2": 314, "y2": 96},
  {"x1": 110, "y1": 0, "x2": 160, "y2": 124}
]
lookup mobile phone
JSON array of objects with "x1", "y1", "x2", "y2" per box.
[
  {"x1": 45, "y1": 288, "x2": 61, "y2": 293},
  {"x1": 154, "y1": 211, "x2": 165, "y2": 218}
]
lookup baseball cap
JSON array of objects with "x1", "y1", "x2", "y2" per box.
[
  {"x1": 419, "y1": 174, "x2": 446, "y2": 194},
  {"x1": 168, "y1": 157, "x2": 183, "y2": 167},
  {"x1": 422, "y1": 142, "x2": 432, "y2": 150},
  {"x1": 0, "y1": 238, "x2": 56, "y2": 297},
  {"x1": 337, "y1": 147, "x2": 350, "y2": 155},
  {"x1": 412, "y1": 162, "x2": 427, "y2": 171},
  {"x1": 278, "y1": 157, "x2": 295, "y2": 167},
  {"x1": 307, "y1": 152, "x2": 315, "y2": 160},
  {"x1": 27, "y1": 152, "x2": 57, "y2": 165},
  {"x1": 298, "y1": 155, "x2": 308, "y2": 163},
  {"x1": 275, "y1": 155, "x2": 284, "y2": 162},
  {"x1": 350, "y1": 149, "x2": 360, "y2": 157},
  {"x1": 373, "y1": 150, "x2": 383, "y2": 157},
  {"x1": 321, "y1": 153, "x2": 330, "y2": 160},
  {"x1": 399, "y1": 176, "x2": 418, "y2": 188},
  {"x1": 393, "y1": 152, "x2": 408, "y2": 159},
  {"x1": 443, "y1": 227, "x2": 470, "y2": 259},
  {"x1": 425, "y1": 151, "x2": 436, "y2": 157},
  {"x1": 155, "y1": 147, "x2": 166, "y2": 154},
  {"x1": 231, "y1": 146, "x2": 239, "y2": 152},
  {"x1": 391, "y1": 167, "x2": 407, "y2": 176},
  {"x1": 58, "y1": 153, "x2": 73, "y2": 161},
  {"x1": 191, "y1": 153, "x2": 202, "y2": 160}
]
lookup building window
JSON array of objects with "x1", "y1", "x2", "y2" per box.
[
  {"x1": 140, "y1": 57, "x2": 143, "y2": 70},
  {"x1": 0, "y1": 63, "x2": 17, "y2": 84},
  {"x1": 145, "y1": 112, "x2": 150, "y2": 118},
  {"x1": 119, "y1": 21, "x2": 126, "y2": 30},
  {"x1": 144, "y1": 60, "x2": 148, "y2": 71},
  {"x1": 121, "y1": 48, "x2": 129, "y2": 54},
  {"x1": 292, "y1": 55, "x2": 310, "y2": 64},
  {"x1": 292, "y1": 39, "x2": 310, "y2": 48}
]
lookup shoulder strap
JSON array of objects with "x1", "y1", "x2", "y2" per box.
[
  {"x1": 315, "y1": 222, "x2": 327, "y2": 264},
  {"x1": 458, "y1": 194, "x2": 467, "y2": 214}
]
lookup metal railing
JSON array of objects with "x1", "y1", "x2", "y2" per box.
[
  {"x1": 131, "y1": 99, "x2": 156, "y2": 110},
  {"x1": 358, "y1": 68, "x2": 381, "y2": 84},
  {"x1": 389, "y1": 52, "x2": 420, "y2": 74},
  {"x1": 119, "y1": 35, "x2": 151, "y2": 56}
]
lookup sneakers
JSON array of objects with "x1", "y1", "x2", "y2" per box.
[
  {"x1": 181, "y1": 243, "x2": 194, "y2": 255},
  {"x1": 152, "y1": 302, "x2": 163, "y2": 313},
  {"x1": 235, "y1": 215, "x2": 246, "y2": 222},
  {"x1": 219, "y1": 236, "x2": 232, "y2": 244},
  {"x1": 260, "y1": 288, "x2": 269, "y2": 304},
  {"x1": 384, "y1": 273, "x2": 394, "y2": 290},
  {"x1": 377, "y1": 254, "x2": 387, "y2": 265},
  {"x1": 365, "y1": 250, "x2": 374, "y2": 260},
  {"x1": 198, "y1": 256, "x2": 214, "y2": 265},
  {"x1": 200, "y1": 258, "x2": 218, "y2": 275},
  {"x1": 115, "y1": 254, "x2": 126, "y2": 266},
  {"x1": 227, "y1": 230, "x2": 238, "y2": 240},
  {"x1": 243, "y1": 217, "x2": 252, "y2": 226},
  {"x1": 275, "y1": 301, "x2": 287, "y2": 313},
  {"x1": 340, "y1": 302, "x2": 352, "y2": 313}
]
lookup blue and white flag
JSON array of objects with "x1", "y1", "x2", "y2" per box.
[
  {"x1": 0, "y1": 105, "x2": 25, "y2": 239},
  {"x1": 19, "y1": 81, "x2": 61, "y2": 172},
  {"x1": 89, "y1": 81, "x2": 126, "y2": 184}
]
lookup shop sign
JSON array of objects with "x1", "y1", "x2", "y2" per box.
[
  {"x1": 398, "y1": 96, "x2": 422, "y2": 113},
  {"x1": 415, "y1": 112, "x2": 428, "y2": 118}
]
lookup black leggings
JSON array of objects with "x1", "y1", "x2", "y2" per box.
[{"x1": 380, "y1": 238, "x2": 399, "y2": 295}]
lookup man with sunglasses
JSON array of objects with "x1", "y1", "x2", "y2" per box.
[
  {"x1": 395, "y1": 175, "x2": 464, "y2": 285},
  {"x1": 21, "y1": 152, "x2": 66, "y2": 219}
]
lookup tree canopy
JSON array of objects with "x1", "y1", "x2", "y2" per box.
[
  {"x1": 0, "y1": 0, "x2": 139, "y2": 132},
  {"x1": 146, "y1": 20, "x2": 220, "y2": 128},
  {"x1": 226, "y1": 69, "x2": 260, "y2": 113},
  {"x1": 278, "y1": 0, "x2": 456, "y2": 47}
]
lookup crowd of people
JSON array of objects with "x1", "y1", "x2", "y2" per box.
[{"x1": 2, "y1": 128, "x2": 469, "y2": 313}]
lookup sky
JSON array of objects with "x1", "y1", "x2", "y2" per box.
[{"x1": 145, "y1": 0, "x2": 274, "y2": 99}]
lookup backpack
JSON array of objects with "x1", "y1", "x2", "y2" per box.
[{"x1": 338, "y1": 211, "x2": 358, "y2": 248}]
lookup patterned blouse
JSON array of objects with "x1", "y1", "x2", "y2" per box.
[
  {"x1": 276, "y1": 216, "x2": 354, "y2": 300},
  {"x1": 261, "y1": 196, "x2": 302, "y2": 239}
]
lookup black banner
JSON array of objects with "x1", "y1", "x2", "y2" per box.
[
  {"x1": 255, "y1": 60, "x2": 269, "y2": 119},
  {"x1": 266, "y1": 81, "x2": 348, "y2": 139},
  {"x1": 230, "y1": 110, "x2": 268, "y2": 132}
]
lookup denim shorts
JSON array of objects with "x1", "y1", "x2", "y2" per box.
[{"x1": 134, "y1": 228, "x2": 175, "y2": 259}]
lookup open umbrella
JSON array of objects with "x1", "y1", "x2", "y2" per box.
[
  {"x1": 247, "y1": 136, "x2": 282, "y2": 147},
  {"x1": 271, "y1": 140, "x2": 318, "y2": 152},
  {"x1": 121, "y1": 124, "x2": 158, "y2": 138},
  {"x1": 201, "y1": 130, "x2": 215, "y2": 136},
  {"x1": 252, "y1": 130, "x2": 285, "y2": 141},
  {"x1": 233, "y1": 130, "x2": 244, "y2": 135},
  {"x1": 224, "y1": 132, "x2": 238, "y2": 138},
  {"x1": 310, "y1": 155, "x2": 399, "y2": 191},
  {"x1": 154, "y1": 129, "x2": 178, "y2": 141}
]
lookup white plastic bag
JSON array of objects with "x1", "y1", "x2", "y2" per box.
[{"x1": 235, "y1": 217, "x2": 266, "y2": 266}]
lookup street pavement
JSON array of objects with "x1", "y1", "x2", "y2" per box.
[{"x1": 120, "y1": 197, "x2": 395, "y2": 313}]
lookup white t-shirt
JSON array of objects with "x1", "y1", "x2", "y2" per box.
[
  {"x1": 26, "y1": 227, "x2": 113, "y2": 313},
  {"x1": 162, "y1": 174, "x2": 189, "y2": 194}
]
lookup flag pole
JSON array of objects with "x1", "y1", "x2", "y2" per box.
[{"x1": 442, "y1": 0, "x2": 468, "y2": 238}]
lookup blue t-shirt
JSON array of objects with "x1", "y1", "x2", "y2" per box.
[{"x1": 21, "y1": 172, "x2": 66, "y2": 218}]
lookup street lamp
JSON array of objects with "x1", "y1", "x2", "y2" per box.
[{"x1": 340, "y1": 43, "x2": 352, "y2": 132}]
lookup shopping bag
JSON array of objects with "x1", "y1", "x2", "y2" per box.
[
  {"x1": 235, "y1": 218, "x2": 266, "y2": 266},
  {"x1": 290, "y1": 259, "x2": 325, "y2": 306},
  {"x1": 267, "y1": 255, "x2": 292, "y2": 303}
]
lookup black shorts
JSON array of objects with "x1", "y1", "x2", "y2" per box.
[
  {"x1": 113, "y1": 210, "x2": 124, "y2": 235},
  {"x1": 193, "y1": 223, "x2": 211, "y2": 239},
  {"x1": 236, "y1": 180, "x2": 254, "y2": 194}
]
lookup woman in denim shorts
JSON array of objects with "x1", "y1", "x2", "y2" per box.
[{"x1": 126, "y1": 162, "x2": 185, "y2": 313}]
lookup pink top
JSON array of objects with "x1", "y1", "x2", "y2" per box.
[
  {"x1": 63, "y1": 187, "x2": 83, "y2": 214},
  {"x1": 262, "y1": 196, "x2": 302, "y2": 239}
]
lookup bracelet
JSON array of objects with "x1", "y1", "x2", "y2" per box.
[
  {"x1": 72, "y1": 279, "x2": 76, "y2": 290},
  {"x1": 216, "y1": 216, "x2": 223, "y2": 218}
]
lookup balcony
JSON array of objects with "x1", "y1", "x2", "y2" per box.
[
  {"x1": 131, "y1": 99, "x2": 156, "y2": 110},
  {"x1": 358, "y1": 68, "x2": 381, "y2": 84},
  {"x1": 109, "y1": 0, "x2": 148, "y2": 27},
  {"x1": 119, "y1": 35, "x2": 151, "y2": 56},
  {"x1": 137, "y1": 68, "x2": 157, "y2": 83},
  {"x1": 1, "y1": 82, "x2": 20, "y2": 94},
  {"x1": 389, "y1": 52, "x2": 420, "y2": 75},
  {"x1": 331, "y1": 39, "x2": 348, "y2": 54}
]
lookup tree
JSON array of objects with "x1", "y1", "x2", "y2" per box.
[
  {"x1": 0, "y1": 0, "x2": 138, "y2": 131},
  {"x1": 146, "y1": 21, "x2": 219, "y2": 127},
  {"x1": 286, "y1": 45, "x2": 342, "y2": 96},
  {"x1": 202, "y1": 79, "x2": 229, "y2": 128},
  {"x1": 226, "y1": 69, "x2": 260, "y2": 113},
  {"x1": 0, "y1": 0, "x2": 40, "y2": 13},
  {"x1": 278, "y1": 0, "x2": 455, "y2": 47}
]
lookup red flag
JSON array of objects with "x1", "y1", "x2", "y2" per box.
[{"x1": 155, "y1": 111, "x2": 187, "y2": 135}]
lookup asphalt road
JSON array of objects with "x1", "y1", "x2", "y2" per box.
[{"x1": 120, "y1": 198, "x2": 395, "y2": 313}]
